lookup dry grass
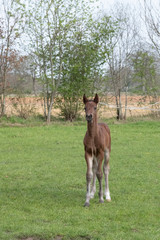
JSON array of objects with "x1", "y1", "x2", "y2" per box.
[{"x1": 4, "y1": 94, "x2": 160, "y2": 119}]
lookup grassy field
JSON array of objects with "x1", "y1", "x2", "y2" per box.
[{"x1": 0, "y1": 121, "x2": 159, "y2": 240}]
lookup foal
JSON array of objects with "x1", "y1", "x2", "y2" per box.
[{"x1": 83, "y1": 94, "x2": 111, "y2": 207}]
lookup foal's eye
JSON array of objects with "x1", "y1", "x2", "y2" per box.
[{"x1": 94, "y1": 107, "x2": 97, "y2": 110}]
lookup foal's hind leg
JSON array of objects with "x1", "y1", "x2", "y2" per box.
[
  {"x1": 103, "y1": 149, "x2": 111, "y2": 202},
  {"x1": 90, "y1": 156, "x2": 98, "y2": 199},
  {"x1": 96, "y1": 152, "x2": 104, "y2": 203}
]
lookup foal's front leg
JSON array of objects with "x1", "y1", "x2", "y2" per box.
[
  {"x1": 90, "y1": 156, "x2": 98, "y2": 199},
  {"x1": 84, "y1": 152, "x2": 93, "y2": 207}
]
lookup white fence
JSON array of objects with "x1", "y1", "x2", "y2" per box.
[{"x1": 99, "y1": 101, "x2": 160, "y2": 112}]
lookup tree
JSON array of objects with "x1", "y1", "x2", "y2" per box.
[
  {"x1": 0, "y1": 0, "x2": 25, "y2": 116},
  {"x1": 56, "y1": 4, "x2": 104, "y2": 120},
  {"x1": 56, "y1": 6, "x2": 119, "y2": 121},
  {"x1": 142, "y1": 0, "x2": 160, "y2": 101},
  {"x1": 143, "y1": 0, "x2": 160, "y2": 56},
  {"x1": 104, "y1": 3, "x2": 140, "y2": 120},
  {"x1": 24, "y1": 0, "x2": 63, "y2": 122},
  {"x1": 132, "y1": 50, "x2": 157, "y2": 96},
  {"x1": 25, "y1": 0, "x2": 97, "y2": 122},
  {"x1": 10, "y1": 56, "x2": 35, "y2": 94},
  {"x1": 25, "y1": 0, "x2": 112, "y2": 122}
]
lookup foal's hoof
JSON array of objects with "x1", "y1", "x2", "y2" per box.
[
  {"x1": 90, "y1": 194, "x2": 94, "y2": 199},
  {"x1": 99, "y1": 199, "x2": 104, "y2": 204},
  {"x1": 84, "y1": 202, "x2": 90, "y2": 207},
  {"x1": 106, "y1": 197, "x2": 111, "y2": 202}
]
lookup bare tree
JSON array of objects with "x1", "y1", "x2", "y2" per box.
[
  {"x1": 0, "y1": 0, "x2": 24, "y2": 116},
  {"x1": 25, "y1": 0, "x2": 74, "y2": 123},
  {"x1": 106, "y1": 3, "x2": 140, "y2": 119},
  {"x1": 143, "y1": 0, "x2": 160, "y2": 56},
  {"x1": 141, "y1": 0, "x2": 160, "y2": 102}
]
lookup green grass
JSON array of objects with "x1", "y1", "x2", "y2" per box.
[{"x1": 0, "y1": 121, "x2": 159, "y2": 240}]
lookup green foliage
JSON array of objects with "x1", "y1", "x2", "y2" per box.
[
  {"x1": 0, "y1": 121, "x2": 159, "y2": 240},
  {"x1": 23, "y1": 0, "x2": 118, "y2": 121},
  {"x1": 56, "y1": 11, "x2": 117, "y2": 121},
  {"x1": 57, "y1": 31, "x2": 100, "y2": 120},
  {"x1": 56, "y1": 96, "x2": 82, "y2": 121},
  {"x1": 132, "y1": 51, "x2": 157, "y2": 96}
]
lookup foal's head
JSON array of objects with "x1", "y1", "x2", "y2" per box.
[{"x1": 83, "y1": 94, "x2": 99, "y2": 123}]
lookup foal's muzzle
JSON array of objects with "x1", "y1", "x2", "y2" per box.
[{"x1": 86, "y1": 114, "x2": 93, "y2": 122}]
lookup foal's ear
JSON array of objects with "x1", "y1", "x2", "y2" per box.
[
  {"x1": 94, "y1": 94, "x2": 99, "y2": 104},
  {"x1": 83, "y1": 94, "x2": 88, "y2": 104}
]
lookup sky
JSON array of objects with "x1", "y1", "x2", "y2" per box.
[
  {"x1": 1, "y1": 0, "x2": 160, "y2": 54},
  {"x1": 98, "y1": 0, "x2": 160, "y2": 13},
  {"x1": 99, "y1": 0, "x2": 140, "y2": 10},
  {"x1": 91, "y1": 0, "x2": 143, "y2": 21},
  {"x1": 95, "y1": 0, "x2": 160, "y2": 40},
  {"x1": 0, "y1": 0, "x2": 159, "y2": 18}
]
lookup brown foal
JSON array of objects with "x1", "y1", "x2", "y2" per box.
[{"x1": 83, "y1": 94, "x2": 111, "y2": 207}]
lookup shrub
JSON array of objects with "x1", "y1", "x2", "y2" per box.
[{"x1": 11, "y1": 96, "x2": 37, "y2": 119}]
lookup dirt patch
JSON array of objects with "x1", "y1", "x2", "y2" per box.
[
  {"x1": 20, "y1": 237, "x2": 47, "y2": 240},
  {"x1": 21, "y1": 238, "x2": 39, "y2": 240},
  {"x1": 70, "y1": 237, "x2": 91, "y2": 240},
  {"x1": 20, "y1": 236, "x2": 91, "y2": 240},
  {"x1": 21, "y1": 238, "x2": 34, "y2": 240},
  {"x1": 54, "y1": 236, "x2": 63, "y2": 240},
  {"x1": 20, "y1": 236, "x2": 64, "y2": 240}
]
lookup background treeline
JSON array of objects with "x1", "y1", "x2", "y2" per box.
[{"x1": 0, "y1": 0, "x2": 160, "y2": 122}]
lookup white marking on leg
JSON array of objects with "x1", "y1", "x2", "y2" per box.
[
  {"x1": 85, "y1": 157, "x2": 93, "y2": 206},
  {"x1": 104, "y1": 149, "x2": 111, "y2": 202},
  {"x1": 97, "y1": 170, "x2": 104, "y2": 203},
  {"x1": 90, "y1": 156, "x2": 98, "y2": 199}
]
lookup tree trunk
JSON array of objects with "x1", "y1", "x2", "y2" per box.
[
  {"x1": 46, "y1": 91, "x2": 55, "y2": 123},
  {"x1": 115, "y1": 96, "x2": 120, "y2": 120},
  {"x1": 1, "y1": 96, "x2": 6, "y2": 116},
  {"x1": 118, "y1": 89, "x2": 123, "y2": 120},
  {"x1": 0, "y1": 93, "x2": 6, "y2": 116},
  {"x1": 0, "y1": 77, "x2": 6, "y2": 116},
  {"x1": 43, "y1": 96, "x2": 47, "y2": 120},
  {"x1": 124, "y1": 87, "x2": 128, "y2": 120},
  {"x1": 32, "y1": 70, "x2": 36, "y2": 96},
  {"x1": 115, "y1": 89, "x2": 123, "y2": 120}
]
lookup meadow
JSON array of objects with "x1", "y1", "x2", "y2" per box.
[{"x1": 0, "y1": 120, "x2": 159, "y2": 240}]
